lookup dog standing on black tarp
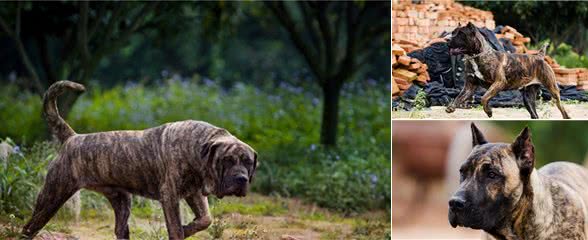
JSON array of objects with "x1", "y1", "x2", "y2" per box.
[{"x1": 445, "y1": 22, "x2": 570, "y2": 119}]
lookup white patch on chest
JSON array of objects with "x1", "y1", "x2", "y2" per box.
[{"x1": 468, "y1": 59, "x2": 485, "y2": 80}]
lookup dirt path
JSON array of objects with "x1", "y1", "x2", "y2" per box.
[
  {"x1": 2, "y1": 194, "x2": 388, "y2": 240},
  {"x1": 392, "y1": 103, "x2": 588, "y2": 119}
]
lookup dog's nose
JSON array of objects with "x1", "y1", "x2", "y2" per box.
[
  {"x1": 235, "y1": 175, "x2": 248, "y2": 184},
  {"x1": 449, "y1": 197, "x2": 466, "y2": 210}
]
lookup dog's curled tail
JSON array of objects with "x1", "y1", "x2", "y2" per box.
[
  {"x1": 43, "y1": 80, "x2": 85, "y2": 143},
  {"x1": 538, "y1": 43, "x2": 549, "y2": 57}
]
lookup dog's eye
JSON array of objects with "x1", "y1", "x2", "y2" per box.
[{"x1": 487, "y1": 171, "x2": 497, "y2": 179}]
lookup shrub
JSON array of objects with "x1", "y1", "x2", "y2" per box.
[{"x1": 0, "y1": 140, "x2": 56, "y2": 219}]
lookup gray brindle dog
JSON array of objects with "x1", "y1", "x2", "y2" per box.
[
  {"x1": 445, "y1": 22, "x2": 570, "y2": 119},
  {"x1": 449, "y1": 123, "x2": 588, "y2": 240},
  {"x1": 21, "y1": 81, "x2": 258, "y2": 239}
]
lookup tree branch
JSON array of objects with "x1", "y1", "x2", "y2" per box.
[
  {"x1": 0, "y1": 7, "x2": 44, "y2": 94},
  {"x1": 78, "y1": 1, "x2": 91, "y2": 61},
  {"x1": 316, "y1": 2, "x2": 335, "y2": 77},
  {"x1": 266, "y1": 2, "x2": 324, "y2": 85},
  {"x1": 299, "y1": 2, "x2": 324, "y2": 72}
]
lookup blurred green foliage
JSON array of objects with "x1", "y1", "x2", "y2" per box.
[
  {"x1": 0, "y1": 79, "x2": 390, "y2": 215},
  {"x1": 462, "y1": 1, "x2": 588, "y2": 55},
  {"x1": 552, "y1": 43, "x2": 588, "y2": 69},
  {"x1": 494, "y1": 122, "x2": 588, "y2": 168}
]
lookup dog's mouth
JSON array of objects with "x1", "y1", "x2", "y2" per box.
[
  {"x1": 221, "y1": 182, "x2": 248, "y2": 197},
  {"x1": 448, "y1": 209, "x2": 485, "y2": 230},
  {"x1": 448, "y1": 209, "x2": 460, "y2": 228}
]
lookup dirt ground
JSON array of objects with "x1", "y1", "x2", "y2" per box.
[
  {"x1": 392, "y1": 103, "x2": 588, "y2": 119},
  {"x1": 1, "y1": 194, "x2": 389, "y2": 240}
]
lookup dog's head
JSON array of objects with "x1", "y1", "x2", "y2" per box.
[
  {"x1": 448, "y1": 123, "x2": 534, "y2": 231},
  {"x1": 448, "y1": 22, "x2": 483, "y2": 56},
  {"x1": 201, "y1": 136, "x2": 258, "y2": 198}
]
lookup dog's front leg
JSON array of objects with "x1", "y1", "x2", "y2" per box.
[
  {"x1": 182, "y1": 192, "x2": 212, "y2": 237},
  {"x1": 160, "y1": 186, "x2": 184, "y2": 240},
  {"x1": 446, "y1": 78, "x2": 476, "y2": 113},
  {"x1": 481, "y1": 81, "x2": 506, "y2": 118}
]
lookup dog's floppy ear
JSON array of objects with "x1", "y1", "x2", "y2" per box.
[
  {"x1": 249, "y1": 151, "x2": 258, "y2": 183},
  {"x1": 201, "y1": 140, "x2": 224, "y2": 188},
  {"x1": 512, "y1": 127, "x2": 535, "y2": 176},
  {"x1": 471, "y1": 123, "x2": 488, "y2": 147}
]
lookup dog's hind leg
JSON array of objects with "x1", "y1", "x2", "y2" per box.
[
  {"x1": 549, "y1": 86, "x2": 571, "y2": 119},
  {"x1": 96, "y1": 188, "x2": 131, "y2": 239},
  {"x1": 539, "y1": 72, "x2": 570, "y2": 119},
  {"x1": 538, "y1": 63, "x2": 570, "y2": 119},
  {"x1": 21, "y1": 168, "x2": 79, "y2": 238},
  {"x1": 183, "y1": 192, "x2": 212, "y2": 237},
  {"x1": 481, "y1": 81, "x2": 506, "y2": 118},
  {"x1": 522, "y1": 85, "x2": 540, "y2": 119}
]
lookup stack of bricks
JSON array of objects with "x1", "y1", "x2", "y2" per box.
[
  {"x1": 392, "y1": 0, "x2": 495, "y2": 49},
  {"x1": 577, "y1": 69, "x2": 588, "y2": 91},
  {"x1": 495, "y1": 26, "x2": 531, "y2": 53},
  {"x1": 392, "y1": 44, "x2": 430, "y2": 97}
]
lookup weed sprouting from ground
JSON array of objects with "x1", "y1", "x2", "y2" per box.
[
  {"x1": 0, "y1": 214, "x2": 23, "y2": 239},
  {"x1": 408, "y1": 88, "x2": 428, "y2": 118},
  {"x1": 207, "y1": 216, "x2": 228, "y2": 239}
]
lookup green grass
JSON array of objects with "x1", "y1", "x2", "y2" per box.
[{"x1": 210, "y1": 198, "x2": 288, "y2": 217}]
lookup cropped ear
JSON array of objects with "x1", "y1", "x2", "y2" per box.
[
  {"x1": 471, "y1": 123, "x2": 488, "y2": 147},
  {"x1": 249, "y1": 151, "x2": 258, "y2": 183},
  {"x1": 511, "y1": 127, "x2": 535, "y2": 176}
]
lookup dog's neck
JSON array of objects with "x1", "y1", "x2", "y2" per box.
[
  {"x1": 488, "y1": 169, "x2": 555, "y2": 240},
  {"x1": 463, "y1": 31, "x2": 495, "y2": 62}
]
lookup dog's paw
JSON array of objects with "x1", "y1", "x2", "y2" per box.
[
  {"x1": 445, "y1": 107, "x2": 455, "y2": 113},
  {"x1": 485, "y1": 110, "x2": 493, "y2": 118}
]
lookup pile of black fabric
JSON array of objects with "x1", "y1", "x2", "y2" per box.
[{"x1": 393, "y1": 26, "x2": 588, "y2": 110}]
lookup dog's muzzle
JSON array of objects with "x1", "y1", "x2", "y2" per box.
[
  {"x1": 448, "y1": 196, "x2": 467, "y2": 228},
  {"x1": 225, "y1": 174, "x2": 249, "y2": 197}
]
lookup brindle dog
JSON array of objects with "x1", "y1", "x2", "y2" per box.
[
  {"x1": 21, "y1": 81, "x2": 258, "y2": 240},
  {"x1": 445, "y1": 22, "x2": 570, "y2": 119},
  {"x1": 449, "y1": 123, "x2": 588, "y2": 240}
]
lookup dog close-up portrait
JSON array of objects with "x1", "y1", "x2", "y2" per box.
[
  {"x1": 445, "y1": 22, "x2": 570, "y2": 119},
  {"x1": 21, "y1": 81, "x2": 258, "y2": 239},
  {"x1": 449, "y1": 123, "x2": 588, "y2": 239}
]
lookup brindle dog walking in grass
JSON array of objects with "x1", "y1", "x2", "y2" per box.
[
  {"x1": 445, "y1": 22, "x2": 570, "y2": 119},
  {"x1": 21, "y1": 80, "x2": 258, "y2": 240},
  {"x1": 449, "y1": 123, "x2": 588, "y2": 240}
]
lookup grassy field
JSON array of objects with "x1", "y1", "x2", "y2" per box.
[
  {"x1": 0, "y1": 194, "x2": 389, "y2": 240},
  {"x1": 392, "y1": 103, "x2": 588, "y2": 119}
]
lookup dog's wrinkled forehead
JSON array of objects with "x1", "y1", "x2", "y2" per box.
[
  {"x1": 221, "y1": 140, "x2": 255, "y2": 161},
  {"x1": 462, "y1": 143, "x2": 514, "y2": 171}
]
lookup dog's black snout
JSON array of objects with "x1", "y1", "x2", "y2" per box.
[
  {"x1": 449, "y1": 197, "x2": 466, "y2": 210},
  {"x1": 235, "y1": 175, "x2": 248, "y2": 184}
]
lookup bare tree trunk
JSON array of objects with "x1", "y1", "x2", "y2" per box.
[{"x1": 320, "y1": 80, "x2": 342, "y2": 147}]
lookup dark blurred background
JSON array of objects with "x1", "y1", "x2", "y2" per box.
[{"x1": 0, "y1": 1, "x2": 391, "y2": 226}]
